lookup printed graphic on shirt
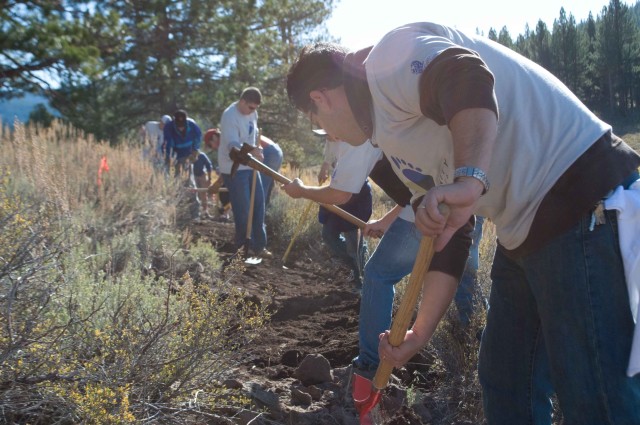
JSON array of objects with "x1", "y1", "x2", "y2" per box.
[
  {"x1": 410, "y1": 52, "x2": 440, "y2": 75},
  {"x1": 410, "y1": 60, "x2": 424, "y2": 74},
  {"x1": 389, "y1": 155, "x2": 435, "y2": 192},
  {"x1": 388, "y1": 154, "x2": 452, "y2": 194}
]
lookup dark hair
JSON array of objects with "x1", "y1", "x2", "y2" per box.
[
  {"x1": 286, "y1": 43, "x2": 349, "y2": 113},
  {"x1": 173, "y1": 109, "x2": 187, "y2": 123},
  {"x1": 240, "y1": 87, "x2": 262, "y2": 104}
]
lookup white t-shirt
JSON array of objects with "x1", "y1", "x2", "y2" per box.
[
  {"x1": 323, "y1": 140, "x2": 340, "y2": 168},
  {"x1": 218, "y1": 101, "x2": 259, "y2": 174},
  {"x1": 330, "y1": 140, "x2": 382, "y2": 194},
  {"x1": 366, "y1": 22, "x2": 610, "y2": 249},
  {"x1": 143, "y1": 121, "x2": 164, "y2": 156},
  {"x1": 398, "y1": 205, "x2": 415, "y2": 222}
]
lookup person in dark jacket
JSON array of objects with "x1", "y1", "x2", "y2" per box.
[{"x1": 163, "y1": 109, "x2": 202, "y2": 177}]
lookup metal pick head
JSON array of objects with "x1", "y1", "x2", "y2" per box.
[{"x1": 229, "y1": 143, "x2": 255, "y2": 177}]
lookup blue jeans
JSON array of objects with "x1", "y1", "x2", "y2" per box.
[
  {"x1": 455, "y1": 216, "x2": 485, "y2": 325},
  {"x1": 355, "y1": 217, "x2": 422, "y2": 369},
  {"x1": 478, "y1": 209, "x2": 640, "y2": 424},
  {"x1": 321, "y1": 225, "x2": 366, "y2": 282},
  {"x1": 355, "y1": 216, "x2": 485, "y2": 369},
  {"x1": 222, "y1": 170, "x2": 267, "y2": 252},
  {"x1": 260, "y1": 143, "x2": 283, "y2": 207}
]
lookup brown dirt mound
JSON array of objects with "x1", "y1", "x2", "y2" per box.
[{"x1": 190, "y1": 217, "x2": 445, "y2": 425}]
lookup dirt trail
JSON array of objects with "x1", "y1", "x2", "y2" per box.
[{"x1": 190, "y1": 218, "x2": 445, "y2": 425}]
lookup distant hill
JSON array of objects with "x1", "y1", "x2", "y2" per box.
[{"x1": 0, "y1": 93, "x2": 58, "y2": 125}]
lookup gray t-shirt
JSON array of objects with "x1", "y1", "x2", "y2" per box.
[{"x1": 218, "y1": 101, "x2": 259, "y2": 174}]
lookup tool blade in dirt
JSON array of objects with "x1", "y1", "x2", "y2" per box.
[
  {"x1": 354, "y1": 203, "x2": 449, "y2": 423},
  {"x1": 353, "y1": 374, "x2": 380, "y2": 424}
]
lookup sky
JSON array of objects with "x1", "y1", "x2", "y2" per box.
[{"x1": 326, "y1": 0, "x2": 635, "y2": 50}]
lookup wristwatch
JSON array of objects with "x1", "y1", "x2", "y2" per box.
[{"x1": 454, "y1": 167, "x2": 490, "y2": 195}]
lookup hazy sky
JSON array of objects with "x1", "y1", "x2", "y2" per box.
[{"x1": 326, "y1": 0, "x2": 634, "y2": 49}]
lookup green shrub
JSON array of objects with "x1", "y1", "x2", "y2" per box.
[{"x1": 0, "y1": 121, "x2": 269, "y2": 423}]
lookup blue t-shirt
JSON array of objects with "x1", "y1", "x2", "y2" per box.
[{"x1": 192, "y1": 152, "x2": 213, "y2": 177}]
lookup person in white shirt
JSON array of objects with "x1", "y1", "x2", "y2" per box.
[
  {"x1": 296, "y1": 131, "x2": 483, "y2": 378},
  {"x1": 284, "y1": 133, "x2": 379, "y2": 285},
  {"x1": 286, "y1": 23, "x2": 640, "y2": 424},
  {"x1": 141, "y1": 114, "x2": 171, "y2": 167},
  {"x1": 219, "y1": 87, "x2": 271, "y2": 258}
]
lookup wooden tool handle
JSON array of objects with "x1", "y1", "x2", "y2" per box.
[
  {"x1": 372, "y1": 204, "x2": 449, "y2": 390},
  {"x1": 282, "y1": 200, "x2": 315, "y2": 263},
  {"x1": 237, "y1": 148, "x2": 367, "y2": 229},
  {"x1": 208, "y1": 176, "x2": 224, "y2": 194},
  {"x1": 246, "y1": 169, "x2": 258, "y2": 240}
]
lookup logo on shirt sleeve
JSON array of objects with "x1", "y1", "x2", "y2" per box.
[{"x1": 412, "y1": 52, "x2": 441, "y2": 74}]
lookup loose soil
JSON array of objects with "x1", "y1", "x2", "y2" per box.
[{"x1": 189, "y1": 216, "x2": 474, "y2": 425}]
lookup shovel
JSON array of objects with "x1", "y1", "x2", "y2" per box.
[{"x1": 353, "y1": 204, "x2": 448, "y2": 423}]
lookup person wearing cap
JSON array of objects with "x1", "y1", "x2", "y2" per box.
[
  {"x1": 140, "y1": 114, "x2": 172, "y2": 167},
  {"x1": 286, "y1": 24, "x2": 640, "y2": 424},
  {"x1": 315, "y1": 129, "x2": 337, "y2": 184},
  {"x1": 299, "y1": 130, "x2": 484, "y2": 377},
  {"x1": 284, "y1": 132, "x2": 378, "y2": 286},
  {"x1": 163, "y1": 109, "x2": 202, "y2": 178},
  {"x1": 219, "y1": 87, "x2": 271, "y2": 258}
]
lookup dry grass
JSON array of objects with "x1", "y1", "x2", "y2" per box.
[
  {"x1": 621, "y1": 130, "x2": 640, "y2": 152},
  {"x1": 2, "y1": 119, "x2": 180, "y2": 226},
  {"x1": 267, "y1": 165, "x2": 324, "y2": 256},
  {"x1": 0, "y1": 119, "x2": 270, "y2": 424}
]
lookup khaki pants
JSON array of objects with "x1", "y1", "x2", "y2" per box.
[{"x1": 195, "y1": 175, "x2": 210, "y2": 212}]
